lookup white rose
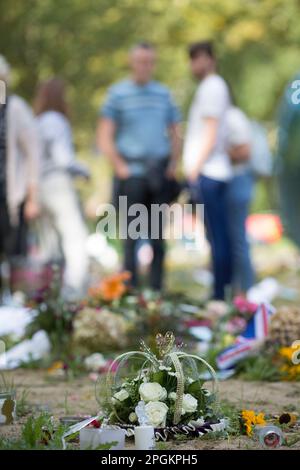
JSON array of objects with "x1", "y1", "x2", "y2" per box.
[
  {"x1": 139, "y1": 382, "x2": 167, "y2": 402},
  {"x1": 84, "y1": 353, "x2": 106, "y2": 371},
  {"x1": 129, "y1": 412, "x2": 138, "y2": 423},
  {"x1": 168, "y1": 392, "x2": 177, "y2": 401},
  {"x1": 145, "y1": 401, "x2": 169, "y2": 427},
  {"x1": 113, "y1": 389, "x2": 129, "y2": 402},
  {"x1": 181, "y1": 394, "x2": 198, "y2": 415}
]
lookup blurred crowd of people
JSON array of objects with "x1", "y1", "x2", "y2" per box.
[{"x1": 0, "y1": 39, "x2": 295, "y2": 302}]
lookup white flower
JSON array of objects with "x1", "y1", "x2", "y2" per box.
[
  {"x1": 181, "y1": 394, "x2": 198, "y2": 415},
  {"x1": 129, "y1": 412, "x2": 138, "y2": 423},
  {"x1": 168, "y1": 371, "x2": 178, "y2": 377},
  {"x1": 139, "y1": 382, "x2": 167, "y2": 402},
  {"x1": 159, "y1": 365, "x2": 172, "y2": 371},
  {"x1": 168, "y1": 392, "x2": 177, "y2": 401},
  {"x1": 113, "y1": 389, "x2": 129, "y2": 402},
  {"x1": 84, "y1": 353, "x2": 106, "y2": 371},
  {"x1": 145, "y1": 401, "x2": 169, "y2": 427}
]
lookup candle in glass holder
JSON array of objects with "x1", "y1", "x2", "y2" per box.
[
  {"x1": 79, "y1": 428, "x2": 102, "y2": 449},
  {"x1": 135, "y1": 425, "x2": 155, "y2": 450},
  {"x1": 99, "y1": 427, "x2": 126, "y2": 450}
]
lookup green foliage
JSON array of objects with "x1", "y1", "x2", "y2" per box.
[
  {"x1": 16, "y1": 389, "x2": 31, "y2": 417},
  {"x1": 218, "y1": 400, "x2": 241, "y2": 436},
  {"x1": 236, "y1": 354, "x2": 282, "y2": 381},
  {"x1": 26, "y1": 269, "x2": 77, "y2": 356},
  {"x1": 1, "y1": 0, "x2": 298, "y2": 141},
  {"x1": 0, "y1": 412, "x2": 67, "y2": 450},
  {"x1": 187, "y1": 379, "x2": 204, "y2": 398},
  {"x1": 0, "y1": 412, "x2": 118, "y2": 450}
]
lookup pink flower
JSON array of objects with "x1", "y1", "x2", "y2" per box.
[
  {"x1": 99, "y1": 358, "x2": 118, "y2": 373},
  {"x1": 89, "y1": 373, "x2": 99, "y2": 382},
  {"x1": 233, "y1": 296, "x2": 258, "y2": 314},
  {"x1": 225, "y1": 316, "x2": 247, "y2": 334}
]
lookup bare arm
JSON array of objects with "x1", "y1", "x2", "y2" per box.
[
  {"x1": 187, "y1": 117, "x2": 218, "y2": 182},
  {"x1": 96, "y1": 117, "x2": 129, "y2": 179}
]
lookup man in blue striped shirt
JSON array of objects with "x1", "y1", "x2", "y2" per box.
[{"x1": 97, "y1": 43, "x2": 181, "y2": 290}]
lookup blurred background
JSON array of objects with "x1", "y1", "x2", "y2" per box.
[
  {"x1": 1, "y1": 0, "x2": 298, "y2": 203},
  {"x1": 1, "y1": 0, "x2": 300, "y2": 295}
]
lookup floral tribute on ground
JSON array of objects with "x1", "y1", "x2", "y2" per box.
[{"x1": 96, "y1": 332, "x2": 227, "y2": 441}]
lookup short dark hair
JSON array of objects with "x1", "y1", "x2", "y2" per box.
[
  {"x1": 188, "y1": 41, "x2": 215, "y2": 59},
  {"x1": 34, "y1": 78, "x2": 69, "y2": 117}
]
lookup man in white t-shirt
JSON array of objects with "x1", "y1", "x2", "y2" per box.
[{"x1": 183, "y1": 41, "x2": 232, "y2": 300}]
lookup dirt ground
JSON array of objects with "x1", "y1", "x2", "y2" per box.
[
  {"x1": 1, "y1": 370, "x2": 299, "y2": 450},
  {"x1": 1, "y1": 241, "x2": 300, "y2": 450}
]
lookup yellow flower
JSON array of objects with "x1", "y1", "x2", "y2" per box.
[
  {"x1": 241, "y1": 409, "x2": 266, "y2": 436},
  {"x1": 279, "y1": 347, "x2": 293, "y2": 361},
  {"x1": 255, "y1": 412, "x2": 266, "y2": 425},
  {"x1": 278, "y1": 347, "x2": 300, "y2": 381},
  {"x1": 47, "y1": 361, "x2": 64, "y2": 374}
]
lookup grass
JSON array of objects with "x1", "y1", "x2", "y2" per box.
[
  {"x1": 0, "y1": 413, "x2": 67, "y2": 450},
  {"x1": 16, "y1": 389, "x2": 31, "y2": 417},
  {"x1": 0, "y1": 412, "x2": 117, "y2": 450},
  {"x1": 236, "y1": 355, "x2": 282, "y2": 382}
]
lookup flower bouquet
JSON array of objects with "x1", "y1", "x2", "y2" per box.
[
  {"x1": 96, "y1": 332, "x2": 227, "y2": 441},
  {"x1": 72, "y1": 307, "x2": 129, "y2": 353}
]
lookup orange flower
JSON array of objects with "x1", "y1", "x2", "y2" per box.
[
  {"x1": 47, "y1": 361, "x2": 64, "y2": 374},
  {"x1": 89, "y1": 271, "x2": 131, "y2": 301}
]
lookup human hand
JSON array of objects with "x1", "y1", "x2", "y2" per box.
[
  {"x1": 187, "y1": 166, "x2": 200, "y2": 183},
  {"x1": 165, "y1": 161, "x2": 177, "y2": 180},
  {"x1": 115, "y1": 161, "x2": 130, "y2": 180},
  {"x1": 24, "y1": 198, "x2": 40, "y2": 221}
]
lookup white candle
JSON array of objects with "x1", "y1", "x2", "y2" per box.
[
  {"x1": 99, "y1": 427, "x2": 126, "y2": 450},
  {"x1": 79, "y1": 428, "x2": 102, "y2": 449},
  {"x1": 135, "y1": 425, "x2": 155, "y2": 450}
]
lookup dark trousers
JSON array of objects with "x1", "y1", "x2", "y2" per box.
[
  {"x1": 118, "y1": 176, "x2": 167, "y2": 290},
  {"x1": 0, "y1": 201, "x2": 11, "y2": 258},
  {"x1": 196, "y1": 175, "x2": 232, "y2": 300},
  {"x1": 0, "y1": 201, "x2": 27, "y2": 290}
]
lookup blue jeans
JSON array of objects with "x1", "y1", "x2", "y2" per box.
[
  {"x1": 196, "y1": 175, "x2": 233, "y2": 300},
  {"x1": 226, "y1": 171, "x2": 255, "y2": 292}
]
